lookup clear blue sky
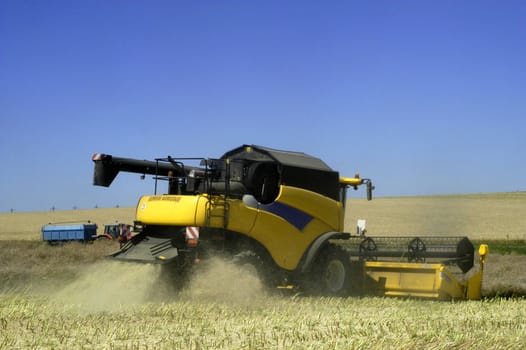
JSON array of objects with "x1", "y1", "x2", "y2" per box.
[{"x1": 1, "y1": 1, "x2": 525, "y2": 212}]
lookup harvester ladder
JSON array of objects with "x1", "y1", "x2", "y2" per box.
[
  {"x1": 204, "y1": 159, "x2": 230, "y2": 228},
  {"x1": 205, "y1": 194, "x2": 229, "y2": 228}
]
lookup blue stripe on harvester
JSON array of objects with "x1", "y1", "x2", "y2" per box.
[{"x1": 259, "y1": 202, "x2": 313, "y2": 231}]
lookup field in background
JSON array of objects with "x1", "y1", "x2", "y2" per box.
[
  {"x1": 345, "y1": 192, "x2": 526, "y2": 239},
  {"x1": 2, "y1": 192, "x2": 525, "y2": 240},
  {"x1": 1, "y1": 193, "x2": 525, "y2": 348},
  {"x1": 0, "y1": 207, "x2": 135, "y2": 240}
]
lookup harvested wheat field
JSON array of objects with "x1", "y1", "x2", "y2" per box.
[{"x1": 0, "y1": 193, "x2": 525, "y2": 349}]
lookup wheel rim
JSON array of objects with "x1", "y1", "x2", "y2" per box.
[{"x1": 324, "y1": 259, "x2": 346, "y2": 292}]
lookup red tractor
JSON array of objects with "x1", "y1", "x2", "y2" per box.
[{"x1": 98, "y1": 223, "x2": 132, "y2": 247}]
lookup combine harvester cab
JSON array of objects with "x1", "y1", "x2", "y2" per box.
[{"x1": 92, "y1": 145, "x2": 488, "y2": 300}]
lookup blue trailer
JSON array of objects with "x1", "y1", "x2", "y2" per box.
[{"x1": 41, "y1": 223, "x2": 98, "y2": 243}]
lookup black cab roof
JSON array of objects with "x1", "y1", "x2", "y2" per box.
[{"x1": 222, "y1": 145, "x2": 340, "y2": 200}]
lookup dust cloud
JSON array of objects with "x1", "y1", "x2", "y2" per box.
[
  {"x1": 48, "y1": 257, "x2": 269, "y2": 312},
  {"x1": 178, "y1": 257, "x2": 268, "y2": 305},
  {"x1": 50, "y1": 261, "x2": 162, "y2": 312}
]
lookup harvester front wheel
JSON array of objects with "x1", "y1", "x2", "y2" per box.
[
  {"x1": 315, "y1": 244, "x2": 352, "y2": 296},
  {"x1": 233, "y1": 251, "x2": 266, "y2": 278},
  {"x1": 233, "y1": 250, "x2": 278, "y2": 288}
]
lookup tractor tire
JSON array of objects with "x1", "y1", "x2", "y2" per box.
[
  {"x1": 311, "y1": 244, "x2": 353, "y2": 296},
  {"x1": 233, "y1": 251, "x2": 265, "y2": 277},
  {"x1": 232, "y1": 250, "x2": 278, "y2": 288},
  {"x1": 94, "y1": 235, "x2": 111, "y2": 244},
  {"x1": 158, "y1": 261, "x2": 191, "y2": 295}
]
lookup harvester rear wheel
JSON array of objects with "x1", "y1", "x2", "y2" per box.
[{"x1": 313, "y1": 244, "x2": 352, "y2": 296}]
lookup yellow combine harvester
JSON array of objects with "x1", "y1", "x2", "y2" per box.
[{"x1": 92, "y1": 145, "x2": 487, "y2": 299}]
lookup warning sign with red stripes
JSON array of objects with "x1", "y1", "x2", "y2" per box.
[{"x1": 185, "y1": 226, "x2": 199, "y2": 240}]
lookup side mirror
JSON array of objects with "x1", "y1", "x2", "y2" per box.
[
  {"x1": 357, "y1": 219, "x2": 367, "y2": 236},
  {"x1": 366, "y1": 180, "x2": 374, "y2": 201}
]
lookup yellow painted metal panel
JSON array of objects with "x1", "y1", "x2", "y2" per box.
[
  {"x1": 248, "y1": 212, "x2": 334, "y2": 270},
  {"x1": 364, "y1": 261, "x2": 467, "y2": 300},
  {"x1": 466, "y1": 270, "x2": 483, "y2": 300},
  {"x1": 241, "y1": 185, "x2": 342, "y2": 270},
  {"x1": 225, "y1": 199, "x2": 259, "y2": 233},
  {"x1": 135, "y1": 195, "x2": 206, "y2": 226},
  {"x1": 276, "y1": 186, "x2": 342, "y2": 231}
]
